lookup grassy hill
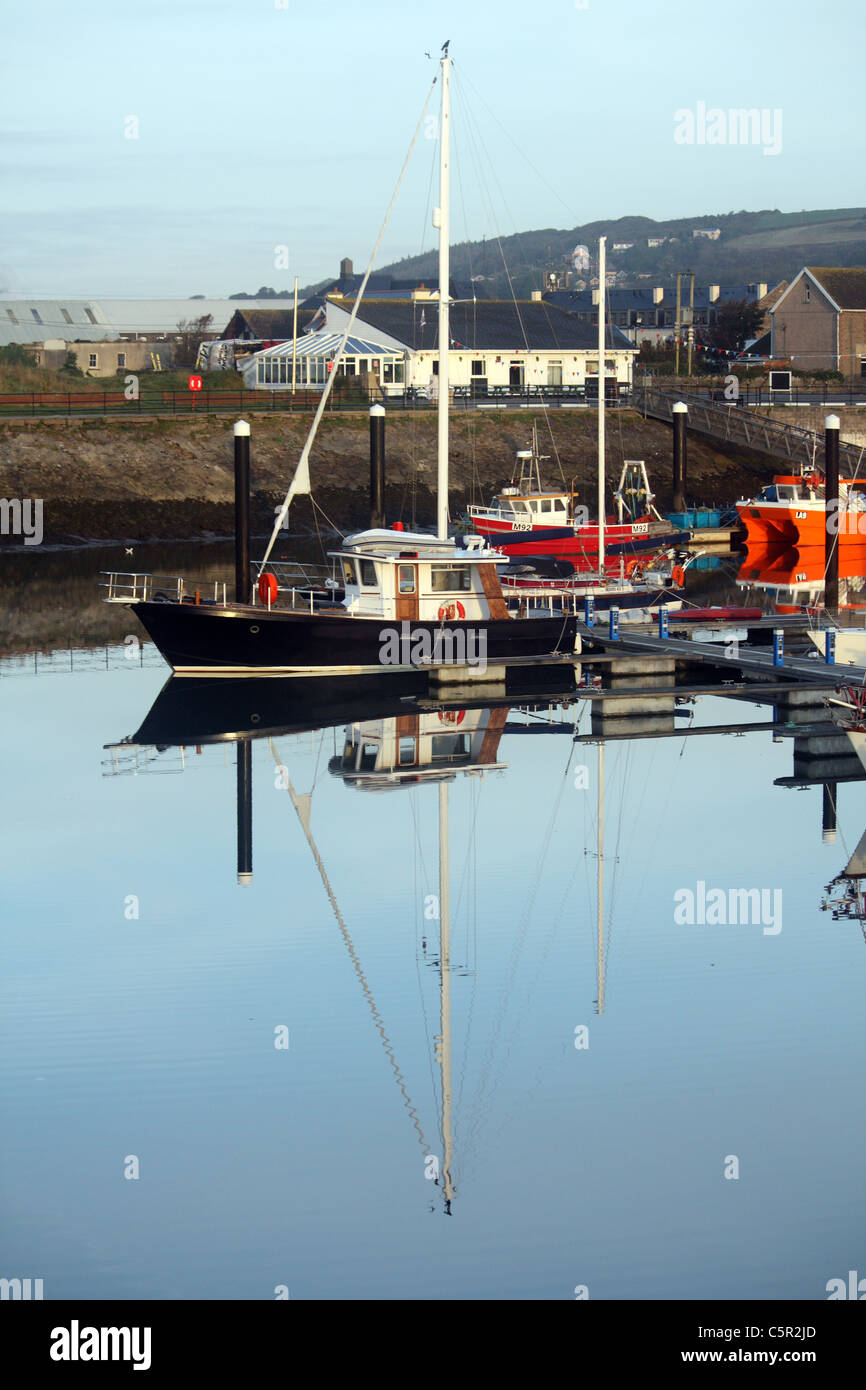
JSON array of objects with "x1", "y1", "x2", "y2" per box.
[{"x1": 362, "y1": 207, "x2": 866, "y2": 298}]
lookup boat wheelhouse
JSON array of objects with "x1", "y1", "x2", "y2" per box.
[
  {"x1": 736, "y1": 473, "x2": 866, "y2": 547},
  {"x1": 465, "y1": 431, "x2": 675, "y2": 565}
]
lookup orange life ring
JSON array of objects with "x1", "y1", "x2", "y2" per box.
[
  {"x1": 438, "y1": 709, "x2": 466, "y2": 726},
  {"x1": 258, "y1": 572, "x2": 278, "y2": 606},
  {"x1": 672, "y1": 565, "x2": 686, "y2": 587},
  {"x1": 437, "y1": 600, "x2": 466, "y2": 621}
]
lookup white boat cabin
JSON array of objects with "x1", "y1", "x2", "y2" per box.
[
  {"x1": 329, "y1": 709, "x2": 508, "y2": 788},
  {"x1": 467, "y1": 488, "x2": 572, "y2": 530},
  {"x1": 335, "y1": 530, "x2": 509, "y2": 621}
]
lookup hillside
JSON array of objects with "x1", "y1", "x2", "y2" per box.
[{"x1": 360, "y1": 207, "x2": 866, "y2": 299}]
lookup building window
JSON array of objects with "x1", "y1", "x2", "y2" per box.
[
  {"x1": 6, "y1": 309, "x2": 17, "y2": 324},
  {"x1": 548, "y1": 360, "x2": 563, "y2": 387},
  {"x1": 117, "y1": 352, "x2": 126, "y2": 368},
  {"x1": 84, "y1": 307, "x2": 97, "y2": 324},
  {"x1": 804, "y1": 283, "x2": 810, "y2": 303},
  {"x1": 89, "y1": 353, "x2": 98, "y2": 368},
  {"x1": 31, "y1": 308, "x2": 42, "y2": 324},
  {"x1": 471, "y1": 359, "x2": 485, "y2": 377},
  {"x1": 431, "y1": 565, "x2": 471, "y2": 593},
  {"x1": 61, "y1": 308, "x2": 73, "y2": 324},
  {"x1": 861, "y1": 358, "x2": 866, "y2": 378}
]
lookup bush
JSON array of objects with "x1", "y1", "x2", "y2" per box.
[{"x1": 0, "y1": 343, "x2": 38, "y2": 367}]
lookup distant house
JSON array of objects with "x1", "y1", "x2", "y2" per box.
[
  {"x1": 647, "y1": 237, "x2": 667, "y2": 248},
  {"x1": 544, "y1": 283, "x2": 770, "y2": 347},
  {"x1": 693, "y1": 228, "x2": 721, "y2": 240},
  {"x1": 770, "y1": 267, "x2": 866, "y2": 377},
  {"x1": 300, "y1": 257, "x2": 485, "y2": 311},
  {"x1": 612, "y1": 242, "x2": 634, "y2": 252}
]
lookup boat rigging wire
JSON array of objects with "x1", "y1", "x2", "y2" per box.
[
  {"x1": 258, "y1": 75, "x2": 438, "y2": 577},
  {"x1": 269, "y1": 739, "x2": 430, "y2": 1155}
]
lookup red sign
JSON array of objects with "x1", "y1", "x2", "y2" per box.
[{"x1": 188, "y1": 375, "x2": 203, "y2": 392}]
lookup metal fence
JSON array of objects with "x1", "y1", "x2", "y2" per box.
[{"x1": 0, "y1": 384, "x2": 637, "y2": 420}]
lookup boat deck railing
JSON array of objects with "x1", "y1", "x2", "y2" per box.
[{"x1": 101, "y1": 571, "x2": 229, "y2": 605}]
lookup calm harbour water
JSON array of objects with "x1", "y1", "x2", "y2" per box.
[{"x1": 1, "y1": 546, "x2": 864, "y2": 1301}]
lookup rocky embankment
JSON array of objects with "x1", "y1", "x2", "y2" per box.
[{"x1": 0, "y1": 408, "x2": 781, "y2": 546}]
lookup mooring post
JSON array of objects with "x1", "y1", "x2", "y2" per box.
[
  {"x1": 234, "y1": 419, "x2": 251, "y2": 604},
  {"x1": 609, "y1": 606, "x2": 620, "y2": 640},
  {"x1": 237, "y1": 738, "x2": 252, "y2": 885},
  {"x1": 825, "y1": 629, "x2": 836, "y2": 665},
  {"x1": 584, "y1": 596, "x2": 595, "y2": 628},
  {"x1": 824, "y1": 413, "x2": 840, "y2": 616},
  {"x1": 773, "y1": 628, "x2": 784, "y2": 667},
  {"x1": 658, "y1": 605, "x2": 669, "y2": 638},
  {"x1": 822, "y1": 782, "x2": 837, "y2": 844},
  {"x1": 672, "y1": 401, "x2": 688, "y2": 514},
  {"x1": 370, "y1": 403, "x2": 385, "y2": 528}
]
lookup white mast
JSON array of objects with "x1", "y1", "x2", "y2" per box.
[
  {"x1": 597, "y1": 236, "x2": 606, "y2": 569},
  {"x1": 438, "y1": 780, "x2": 454, "y2": 1210},
  {"x1": 436, "y1": 43, "x2": 451, "y2": 541},
  {"x1": 596, "y1": 740, "x2": 605, "y2": 1016}
]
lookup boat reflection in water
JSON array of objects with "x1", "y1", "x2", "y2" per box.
[
  {"x1": 110, "y1": 670, "x2": 583, "y2": 1216},
  {"x1": 736, "y1": 541, "x2": 866, "y2": 615}
]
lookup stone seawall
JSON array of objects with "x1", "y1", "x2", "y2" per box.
[{"x1": 0, "y1": 408, "x2": 781, "y2": 545}]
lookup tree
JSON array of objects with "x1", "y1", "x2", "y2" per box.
[
  {"x1": 707, "y1": 299, "x2": 764, "y2": 353},
  {"x1": 174, "y1": 314, "x2": 214, "y2": 369},
  {"x1": 0, "y1": 343, "x2": 37, "y2": 366}
]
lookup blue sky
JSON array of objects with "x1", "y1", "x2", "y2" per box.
[{"x1": 3, "y1": 0, "x2": 864, "y2": 297}]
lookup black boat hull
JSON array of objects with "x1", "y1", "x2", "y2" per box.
[{"x1": 131, "y1": 600, "x2": 578, "y2": 675}]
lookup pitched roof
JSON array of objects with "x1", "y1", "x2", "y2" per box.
[
  {"x1": 250, "y1": 331, "x2": 402, "y2": 360},
  {"x1": 336, "y1": 298, "x2": 633, "y2": 352},
  {"x1": 806, "y1": 267, "x2": 866, "y2": 310},
  {"x1": 222, "y1": 307, "x2": 318, "y2": 339}
]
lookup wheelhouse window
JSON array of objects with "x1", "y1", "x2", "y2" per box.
[
  {"x1": 431, "y1": 565, "x2": 471, "y2": 593},
  {"x1": 431, "y1": 733, "x2": 468, "y2": 761},
  {"x1": 540, "y1": 499, "x2": 552, "y2": 513},
  {"x1": 341, "y1": 559, "x2": 356, "y2": 586},
  {"x1": 359, "y1": 559, "x2": 378, "y2": 587},
  {"x1": 398, "y1": 564, "x2": 416, "y2": 594}
]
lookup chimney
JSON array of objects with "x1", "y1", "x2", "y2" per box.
[
  {"x1": 708, "y1": 284, "x2": 720, "y2": 303},
  {"x1": 756, "y1": 282, "x2": 768, "y2": 300},
  {"x1": 340, "y1": 257, "x2": 353, "y2": 279},
  {"x1": 652, "y1": 286, "x2": 664, "y2": 304}
]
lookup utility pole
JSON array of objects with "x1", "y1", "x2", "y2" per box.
[
  {"x1": 675, "y1": 272, "x2": 682, "y2": 377},
  {"x1": 686, "y1": 271, "x2": 695, "y2": 376}
]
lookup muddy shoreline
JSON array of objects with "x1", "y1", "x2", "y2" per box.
[{"x1": 0, "y1": 409, "x2": 777, "y2": 548}]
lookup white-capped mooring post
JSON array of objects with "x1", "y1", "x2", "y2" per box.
[
  {"x1": 672, "y1": 401, "x2": 688, "y2": 515},
  {"x1": 370, "y1": 404, "x2": 385, "y2": 529},
  {"x1": 234, "y1": 419, "x2": 251, "y2": 605}
]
